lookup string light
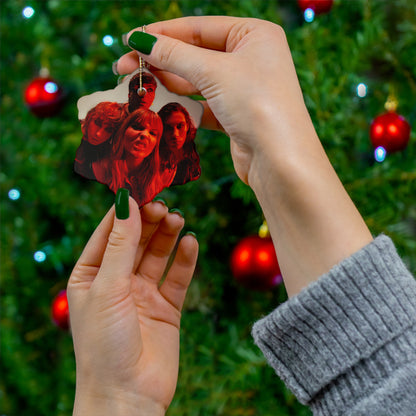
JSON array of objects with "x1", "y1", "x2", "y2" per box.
[
  {"x1": 356, "y1": 83, "x2": 367, "y2": 98},
  {"x1": 22, "y1": 6, "x2": 35, "y2": 19},
  {"x1": 8, "y1": 189, "x2": 21, "y2": 200},
  {"x1": 103, "y1": 35, "x2": 114, "y2": 46},
  {"x1": 34, "y1": 250, "x2": 47, "y2": 263},
  {"x1": 304, "y1": 8, "x2": 315, "y2": 22},
  {"x1": 374, "y1": 146, "x2": 387, "y2": 162},
  {"x1": 44, "y1": 81, "x2": 58, "y2": 93}
]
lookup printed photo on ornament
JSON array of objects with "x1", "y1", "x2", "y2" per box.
[{"x1": 74, "y1": 69, "x2": 203, "y2": 207}]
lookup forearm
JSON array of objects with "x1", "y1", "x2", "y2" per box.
[{"x1": 247, "y1": 108, "x2": 373, "y2": 296}]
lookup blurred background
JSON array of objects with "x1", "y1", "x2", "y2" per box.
[{"x1": 1, "y1": 1, "x2": 415, "y2": 415}]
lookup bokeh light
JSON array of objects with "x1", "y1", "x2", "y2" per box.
[
  {"x1": 34, "y1": 250, "x2": 47, "y2": 262},
  {"x1": 103, "y1": 35, "x2": 114, "y2": 46},
  {"x1": 44, "y1": 81, "x2": 58, "y2": 93},
  {"x1": 304, "y1": 8, "x2": 315, "y2": 22},
  {"x1": 374, "y1": 146, "x2": 387, "y2": 162},
  {"x1": 22, "y1": 6, "x2": 35, "y2": 19},
  {"x1": 356, "y1": 83, "x2": 367, "y2": 98},
  {"x1": 8, "y1": 188, "x2": 21, "y2": 200}
]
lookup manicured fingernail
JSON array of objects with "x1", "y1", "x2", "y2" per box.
[
  {"x1": 115, "y1": 188, "x2": 129, "y2": 219},
  {"x1": 169, "y1": 208, "x2": 184, "y2": 218},
  {"x1": 117, "y1": 74, "x2": 128, "y2": 85},
  {"x1": 122, "y1": 33, "x2": 128, "y2": 46},
  {"x1": 186, "y1": 231, "x2": 197, "y2": 238},
  {"x1": 112, "y1": 60, "x2": 119, "y2": 76},
  {"x1": 152, "y1": 196, "x2": 167, "y2": 206},
  {"x1": 128, "y1": 31, "x2": 157, "y2": 55}
]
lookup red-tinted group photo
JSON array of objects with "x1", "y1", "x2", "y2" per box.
[{"x1": 74, "y1": 72, "x2": 201, "y2": 206}]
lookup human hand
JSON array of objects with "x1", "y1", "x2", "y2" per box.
[
  {"x1": 116, "y1": 16, "x2": 313, "y2": 185},
  {"x1": 67, "y1": 193, "x2": 198, "y2": 415},
  {"x1": 117, "y1": 17, "x2": 372, "y2": 297}
]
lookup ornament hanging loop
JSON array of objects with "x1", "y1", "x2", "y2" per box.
[
  {"x1": 384, "y1": 87, "x2": 398, "y2": 113},
  {"x1": 137, "y1": 26, "x2": 147, "y2": 97},
  {"x1": 258, "y1": 220, "x2": 270, "y2": 238}
]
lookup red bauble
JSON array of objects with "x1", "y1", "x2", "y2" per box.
[
  {"x1": 51, "y1": 290, "x2": 69, "y2": 330},
  {"x1": 370, "y1": 111, "x2": 411, "y2": 153},
  {"x1": 230, "y1": 235, "x2": 282, "y2": 291},
  {"x1": 24, "y1": 76, "x2": 64, "y2": 117},
  {"x1": 298, "y1": 0, "x2": 334, "y2": 14}
]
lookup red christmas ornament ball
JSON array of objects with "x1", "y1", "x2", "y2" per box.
[
  {"x1": 24, "y1": 76, "x2": 64, "y2": 117},
  {"x1": 370, "y1": 112, "x2": 411, "y2": 153},
  {"x1": 230, "y1": 235, "x2": 282, "y2": 291},
  {"x1": 298, "y1": 0, "x2": 334, "y2": 14},
  {"x1": 51, "y1": 290, "x2": 69, "y2": 330}
]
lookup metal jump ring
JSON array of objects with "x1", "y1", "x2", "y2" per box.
[{"x1": 137, "y1": 87, "x2": 147, "y2": 97}]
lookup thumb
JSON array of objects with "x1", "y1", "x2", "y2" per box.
[
  {"x1": 96, "y1": 189, "x2": 141, "y2": 289},
  {"x1": 126, "y1": 30, "x2": 218, "y2": 93}
]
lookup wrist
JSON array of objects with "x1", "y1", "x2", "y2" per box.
[
  {"x1": 246, "y1": 110, "x2": 372, "y2": 296},
  {"x1": 246, "y1": 104, "x2": 322, "y2": 198}
]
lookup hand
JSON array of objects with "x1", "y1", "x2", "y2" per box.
[
  {"x1": 116, "y1": 16, "x2": 311, "y2": 185},
  {"x1": 67, "y1": 198, "x2": 198, "y2": 415},
  {"x1": 116, "y1": 16, "x2": 372, "y2": 297}
]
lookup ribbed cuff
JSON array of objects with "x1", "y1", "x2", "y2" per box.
[{"x1": 252, "y1": 235, "x2": 416, "y2": 414}]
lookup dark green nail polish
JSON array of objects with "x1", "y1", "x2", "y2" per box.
[
  {"x1": 169, "y1": 208, "x2": 184, "y2": 218},
  {"x1": 152, "y1": 197, "x2": 167, "y2": 206},
  {"x1": 186, "y1": 231, "x2": 197, "y2": 238},
  {"x1": 128, "y1": 31, "x2": 157, "y2": 55},
  {"x1": 117, "y1": 75, "x2": 128, "y2": 85},
  {"x1": 115, "y1": 188, "x2": 129, "y2": 219}
]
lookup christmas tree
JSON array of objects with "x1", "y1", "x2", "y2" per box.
[{"x1": 1, "y1": 1, "x2": 415, "y2": 415}]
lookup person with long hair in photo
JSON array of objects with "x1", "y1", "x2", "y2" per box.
[
  {"x1": 158, "y1": 102, "x2": 201, "y2": 187},
  {"x1": 108, "y1": 108, "x2": 164, "y2": 206},
  {"x1": 74, "y1": 101, "x2": 127, "y2": 180}
]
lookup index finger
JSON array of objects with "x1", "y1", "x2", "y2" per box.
[{"x1": 130, "y1": 15, "x2": 244, "y2": 51}]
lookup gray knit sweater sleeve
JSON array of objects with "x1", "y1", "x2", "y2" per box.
[{"x1": 251, "y1": 235, "x2": 416, "y2": 415}]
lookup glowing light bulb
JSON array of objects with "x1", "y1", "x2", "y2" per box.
[
  {"x1": 374, "y1": 146, "x2": 387, "y2": 162},
  {"x1": 304, "y1": 8, "x2": 315, "y2": 22},
  {"x1": 44, "y1": 81, "x2": 58, "y2": 94},
  {"x1": 356, "y1": 83, "x2": 367, "y2": 98},
  {"x1": 22, "y1": 6, "x2": 35, "y2": 19},
  {"x1": 103, "y1": 35, "x2": 114, "y2": 46},
  {"x1": 34, "y1": 250, "x2": 47, "y2": 262},
  {"x1": 8, "y1": 189, "x2": 21, "y2": 200}
]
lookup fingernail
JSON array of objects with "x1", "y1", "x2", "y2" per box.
[
  {"x1": 117, "y1": 74, "x2": 128, "y2": 85},
  {"x1": 112, "y1": 60, "x2": 119, "y2": 76},
  {"x1": 115, "y1": 188, "x2": 129, "y2": 219},
  {"x1": 186, "y1": 231, "x2": 197, "y2": 238},
  {"x1": 169, "y1": 208, "x2": 184, "y2": 218},
  {"x1": 128, "y1": 31, "x2": 157, "y2": 55},
  {"x1": 152, "y1": 196, "x2": 167, "y2": 206},
  {"x1": 122, "y1": 33, "x2": 128, "y2": 46}
]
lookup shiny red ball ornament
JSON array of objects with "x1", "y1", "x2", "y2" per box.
[
  {"x1": 370, "y1": 112, "x2": 411, "y2": 153},
  {"x1": 24, "y1": 76, "x2": 64, "y2": 117},
  {"x1": 230, "y1": 235, "x2": 282, "y2": 291},
  {"x1": 51, "y1": 290, "x2": 69, "y2": 330},
  {"x1": 298, "y1": 0, "x2": 334, "y2": 14}
]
